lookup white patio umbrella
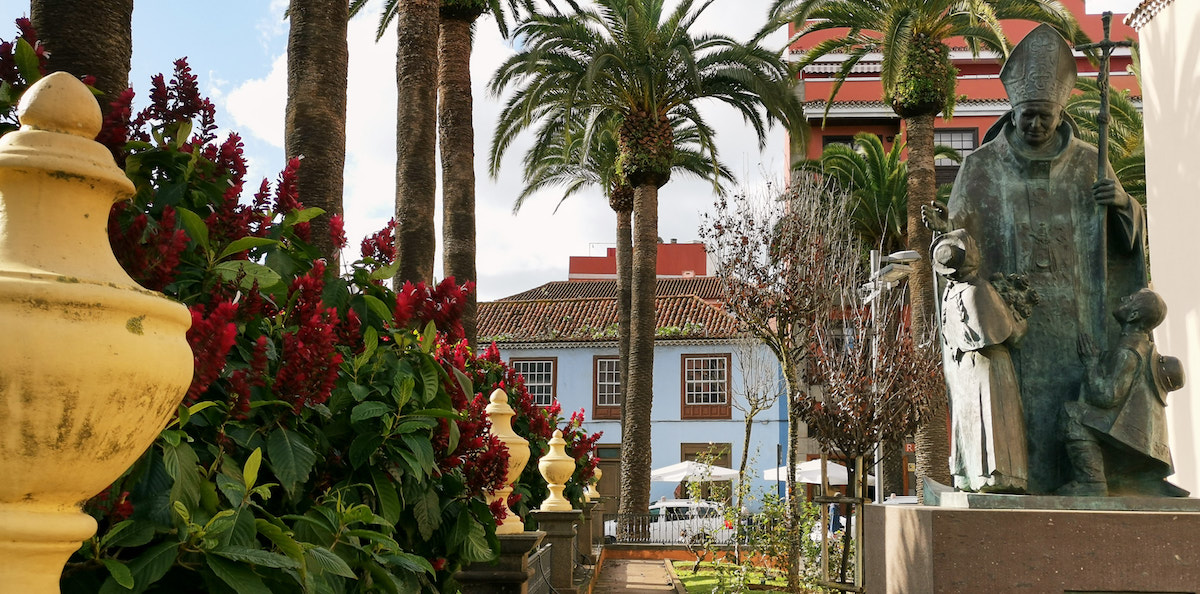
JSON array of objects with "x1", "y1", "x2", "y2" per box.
[
  {"x1": 763, "y1": 459, "x2": 875, "y2": 486},
  {"x1": 650, "y1": 460, "x2": 740, "y2": 482}
]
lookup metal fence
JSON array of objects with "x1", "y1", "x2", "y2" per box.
[
  {"x1": 527, "y1": 542, "x2": 552, "y2": 594},
  {"x1": 601, "y1": 512, "x2": 737, "y2": 545}
]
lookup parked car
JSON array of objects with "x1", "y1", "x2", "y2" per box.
[{"x1": 604, "y1": 499, "x2": 734, "y2": 544}]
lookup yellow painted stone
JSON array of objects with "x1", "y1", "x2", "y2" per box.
[
  {"x1": 538, "y1": 430, "x2": 575, "y2": 512},
  {"x1": 485, "y1": 388, "x2": 530, "y2": 535},
  {"x1": 0, "y1": 72, "x2": 192, "y2": 592}
]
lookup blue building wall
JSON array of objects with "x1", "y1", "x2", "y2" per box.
[{"x1": 497, "y1": 340, "x2": 788, "y2": 509}]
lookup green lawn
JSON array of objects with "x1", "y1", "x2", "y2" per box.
[{"x1": 672, "y1": 561, "x2": 789, "y2": 593}]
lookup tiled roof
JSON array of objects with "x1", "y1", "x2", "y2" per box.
[
  {"x1": 498, "y1": 277, "x2": 725, "y2": 302},
  {"x1": 478, "y1": 295, "x2": 740, "y2": 344}
]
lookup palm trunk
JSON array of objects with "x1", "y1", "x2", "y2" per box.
[
  {"x1": 394, "y1": 0, "x2": 440, "y2": 285},
  {"x1": 616, "y1": 207, "x2": 632, "y2": 431},
  {"x1": 285, "y1": 0, "x2": 348, "y2": 268},
  {"x1": 438, "y1": 13, "x2": 478, "y2": 346},
  {"x1": 617, "y1": 184, "x2": 658, "y2": 526},
  {"x1": 906, "y1": 112, "x2": 951, "y2": 501},
  {"x1": 30, "y1": 0, "x2": 132, "y2": 105}
]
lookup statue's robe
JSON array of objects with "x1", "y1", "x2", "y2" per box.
[
  {"x1": 942, "y1": 277, "x2": 1029, "y2": 492},
  {"x1": 947, "y1": 119, "x2": 1148, "y2": 493}
]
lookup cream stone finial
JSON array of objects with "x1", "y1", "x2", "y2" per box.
[
  {"x1": 539, "y1": 429, "x2": 575, "y2": 511},
  {"x1": 486, "y1": 389, "x2": 530, "y2": 534},
  {"x1": 17, "y1": 72, "x2": 103, "y2": 138},
  {"x1": 585, "y1": 466, "x2": 602, "y2": 501}
]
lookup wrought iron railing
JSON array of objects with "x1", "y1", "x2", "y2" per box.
[
  {"x1": 527, "y1": 542, "x2": 552, "y2": 594},
  {"x1": 601, "y1": 512, "x2": 738, "y2": 545}
]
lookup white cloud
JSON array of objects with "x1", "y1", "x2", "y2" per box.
[{"x1": 224, "y1": 53, "x2": 287, "y2": 150}]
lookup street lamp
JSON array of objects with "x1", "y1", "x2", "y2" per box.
[{"x1": 860, "y1": 249, "x2": 920, "y2": 504}]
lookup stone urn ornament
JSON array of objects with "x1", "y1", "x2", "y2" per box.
[
  {"x1": 485, "y1": 388, "x2": 531, "y2": 534},
  {"x1": 538, "y1": 429, "x2": 576, "y2": 511},
  {"x1": 0, "y1": 73, "x2": 193, "y2": 592},
  {"x1": 585, "y1": 466, "x2": 601, "y2": 501}
]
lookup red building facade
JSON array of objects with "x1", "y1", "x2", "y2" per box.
[{"x1": 790, "y1": 0, "x2": 1140, "y2": 176}]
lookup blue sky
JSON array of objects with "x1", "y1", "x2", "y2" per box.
[{"x1": 0, "y1": 0, "x2": 1140, "y2": 299}]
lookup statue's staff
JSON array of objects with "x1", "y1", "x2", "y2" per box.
[{"x1": 1076, "y1": 11, "x2": 1132, "y2": 182}]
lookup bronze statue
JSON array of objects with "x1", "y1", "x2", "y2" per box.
[
  {"x1": 1060, "y1": 289, "x2": 1188, "y2": 497},
  {"x1": 924, "y1": 24, "x2": 1149, "y2": 494},
  {"x1": 934, "y1": 230, "x2": 1034, "y2": 493}
]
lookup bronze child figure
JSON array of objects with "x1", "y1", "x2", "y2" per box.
[{"x1": 1059, "y1": 288, "x2": 1188, "y2": 497}]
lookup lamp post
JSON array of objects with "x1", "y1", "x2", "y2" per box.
[{"x1": 861, "y1": 249, "x2": 920, "y2": 504}]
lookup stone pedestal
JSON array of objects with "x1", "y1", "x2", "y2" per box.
[
  {"x1": 532, "y1": 509, "x2": 583, "y2": 594},
  {"x1": 590, "y1": 499, "x2": 605, "y2": 546},
  {"x1": 865, "y1": 501, "x2": 1200, "y2": 593},
  {"x1": 579, "y1": 501, "x2": 598, "y2": 564},
  {"x1": 455, "y1": 531, "x2": 545, "y2": 594}
]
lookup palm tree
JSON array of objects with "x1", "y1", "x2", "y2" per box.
[
  {"x1": 285, "y1": 0, "x2": 349, "y2": 267},
  {"x1": 351, "y1": 0, "x2": 441, "y2": 284},
  {"x1": 803, "y1": 133, "x2": 961, "y2": 254},
  {"x1": 767, "y1": 0, "x2": 1085, "y2": 498},
  {"x1": 490, "y1": 0, "x2": 804, "y2": 529},
  {"x1": 30, "y1": 0, "x2": 132, "y2": 104},
  {"x1": 504, "y1": 110, "x2": 735, "y2": 447}
]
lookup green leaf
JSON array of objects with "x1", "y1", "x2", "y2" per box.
[
  {"x1": 392, "y1": 373, "x2": 414, "y2": 409},
  {"x1": 218, "y1": 237, "x2": 280, "y2": 261},
  {"x1": 243, "y1": 447, "x2": 263, "y2": 492},
  {"x1": 102, "y1": 520, "x2": 155, "y2": 549},
  {"x1": 414, "y1": 489, "x2": 440, "y2": 541},
  {"x1": 306, "y1": 546, "x2": 357, "y2": 579},
  {"x1": 451, "y1": 367, "x2": 474, "y2": 404},
  {"x1": 420, "y1": 321, "x2": 438, "y2": 354},
  {"x1": 346, "y1": 529, "x2": 399, "y2": 548},
  {"x1": 216, "y1": 474, "x2": 246, "y2": 508},
  {"x1": 348, "y1": 433, "x2": 384, "y2": 468},
  {"x1": 371, "y1": 468, "x2": 402, "y2": 525},
  {"x1": 283, "y1": 207, "x2": 326, "y2": 226},
  {"x1": 127, "y1": 541, "x2": 179, "y2": 591},
  {"x1": 348, "y1": 383, "x2": 371, "y2": 402},
  {"x1": 368, "y1": 260, "x2": 400, "y2": 281},
  {"x1": 351, "y1": 401, "x2": 391, "y2": 423},
  {"x1": 418, "y1": 357, "x2": 438, "y2": 404},
  {"x1": 13, "y1": 39, "x2": 41, "y2": 86},
  {"x1": 255, "y1": 519, "x2": 305, "y2": 564},
  {"x1": 384, "y1": 552, "x2": 435, "y2": 576},
  {"x1": 102, "y1": 559, "x2": 134, "y2": 589},
  {"x1": 267, "y1": 428, "x2": 316, "y2": 498},
  {"x1": 176, "y1": 207, "x2": 209, "y2": 251},
  {"x1": 363, "y1": 295, "x2": 392, "y2": 322},
  {"x1": 213, "y1": 261, "x2": 282, "y2": 291},
  {"x1": 401, "y1": 434, "x2": 436, "y2": 474},
  {"x1": 213, "y1": 546, "x2": 301, "y2": 569},
  {"x1": 205, "y1": 554, "x2": 272, "y2": 594},
  {"x1": 163, "y1": 441, "x2": 203, "y2": 509},
  {"x1": 460, "y1": 517, "x2": 496, "y2": 563}
]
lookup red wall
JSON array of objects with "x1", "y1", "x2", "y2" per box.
[{"x1": 568, "y1": 242, "x2": 709, "y2": 279}]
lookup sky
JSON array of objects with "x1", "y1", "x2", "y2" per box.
[{"x1": 0, "y1": 0, "x2": 1140, "y2": 300}]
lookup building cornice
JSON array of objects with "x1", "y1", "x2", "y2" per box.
[
  {"x1": 1127, "y1": 0, "x2": 1173, "y2": 30},
  {"x1": 489, "y1": 337, "x2": 738, "y2": 350}
]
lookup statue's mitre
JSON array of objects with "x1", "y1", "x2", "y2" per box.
[{"x1": 1000, "y1": 24, "x2": 1077, "y2": 107}]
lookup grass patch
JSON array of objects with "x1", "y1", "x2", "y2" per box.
[{"x1": 672, "y1": 561, "x2": 789, "y2": 593}]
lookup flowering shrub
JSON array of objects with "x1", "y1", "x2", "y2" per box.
[{"x1": 0, "y1": 50, "x2": 605, "y2": 593}]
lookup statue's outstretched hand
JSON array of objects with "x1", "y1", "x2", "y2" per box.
[
  {"x1": 1093, "y1": 178, "x2": 1128, "y2": 209},
  {"x1": 922, "y1": 201, "x2": 950, "y2": 233},
  {"x1": 1077, "y1": 333, "x2": 1099, "y2": 366}
]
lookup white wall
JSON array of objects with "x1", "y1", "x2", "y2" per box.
[{"x1": 1136, "y1": 0, "x2": 1200, "y2": 494}]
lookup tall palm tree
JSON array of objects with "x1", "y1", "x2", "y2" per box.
[
  {"x1": 351, "y1": 0, "x2": 441, "y2": 284},
  {"x1": 803, "y1": 133, "x2": 961, "y2": 254},
  {"x1": 30, "y1": 0, "x2": 132, "y2": 104},
  {"x1": 767, "y1": 0, "x2": 1084, "y2": 498},
  {"x1": 286, "y1": 0, "x2": 349, "y2": 267},
  {"x1": 504, "y1": 110, "x2": 736, "y2": 448},
  {"x1": 491, "y1": 0, "x2": 804, "y2": 526}
]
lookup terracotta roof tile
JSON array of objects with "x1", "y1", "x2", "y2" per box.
[
  {"x1": 498, "y1": 277, "x2": 725, "y2": 302},
  {"x1": 478, "y1": 295, "x2": 740, "y2": 343}
]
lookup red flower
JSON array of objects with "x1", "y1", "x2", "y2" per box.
[
  {"x1": 184, "y1": 301, "x2": 240, "y2": 403},
  {"x1": 329, "y1": 214, "x2": 347, "y2": 250}
]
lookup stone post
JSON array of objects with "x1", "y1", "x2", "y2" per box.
[
  {"x1": 579, "y1": 500, "x2": 599, "y2": 564},
  {"x1": 531, "y1": 509, "x2": 583, "y2": 594},
  {"x1": 0, "y1": 73, "x2": 193, "y2": 592},
  {"x1": 454, "y1": 531, "x2": 546, "y2": 594},
  {"x1": 533, "y1": 429, "x2": 583, "y2": 593}
]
